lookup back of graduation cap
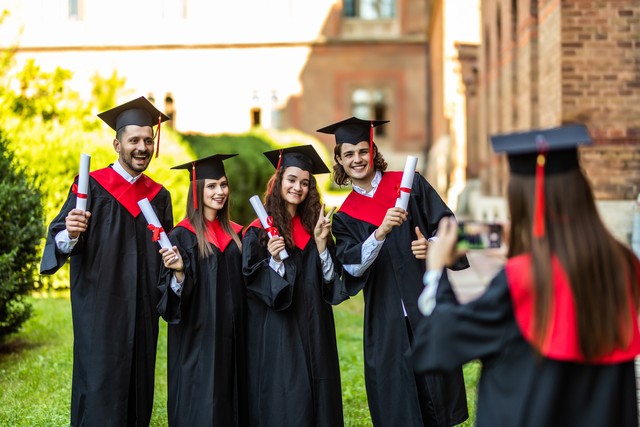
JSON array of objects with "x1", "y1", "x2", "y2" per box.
[
  {"x1": 490, "y1": 124, "x2": 593, "y2": 238},
  {"x1": 98, "y1": 96, "x2": 171, "y2": 157},
  {"x1": 316, "y1": 117, "x2": 389, "y2": 168},
  {"x1": 171, "y1": 154, "x2": 238, "y2": 209}
]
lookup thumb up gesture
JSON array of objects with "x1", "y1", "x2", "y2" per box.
[{"x1": 411, "y1": 226, "x2": 429, "y2": 260}]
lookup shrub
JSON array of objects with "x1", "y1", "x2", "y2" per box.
[{"x1": 0, "y1": 130, "x2": 44, "y2": 340}]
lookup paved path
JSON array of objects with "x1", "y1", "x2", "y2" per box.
[{"x1": 447, "y1": 249, "x2": 506, "y2": 303}]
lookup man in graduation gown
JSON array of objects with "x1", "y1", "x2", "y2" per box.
[
  {"x1": 40, "y1": 97, "x2": 173, "y2": 427},
  {"x1": 317, "y1": 117, "x2": 469, "y2": 427}
]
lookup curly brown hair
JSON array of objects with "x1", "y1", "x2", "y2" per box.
[
  {"x1": 261, "y1": 166, "x2": 322, "y2": 249},
  {"x1": 332, "y1": 142, "x2": 388, "y2": 186}
]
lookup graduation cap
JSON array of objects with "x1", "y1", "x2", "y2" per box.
[
  {"x1": 263, "y1": 145, "x2": 330, "y2": 175},
  {"x1": 490, "y1": 124, "x2": 593, "y2": 238},
  {"x1": 171, "y1": 154, "x2": 238, "y2": 209},
  {"x1": 98, "y1": 96, "x2": 171, "y2": 157},
  {"x1": 263, "y1": 145, "x2": 330, "y2": 195},
  {"x1": 316, "y1": 116, "x2": 389, "y2": 170}
]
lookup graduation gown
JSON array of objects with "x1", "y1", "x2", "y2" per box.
[
  {"x1": 40, "y1": 166, "x2": 173, "y2": 427},
  {"x1": 157, "y1": 218, "x2": 248, "y2": 427},
  {"x1": 331, "y1": 171, "x2": 469, "y2": 427},
  {"x1": 242, "y1": 217, "x2": 348, "y2": 427},
  {"x1": 409, "y1": 255, "x2": 640, "y2": 427}
]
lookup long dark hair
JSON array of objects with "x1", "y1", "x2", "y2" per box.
[
  {"x1": 332, "y1": 142, "x2": 388, "y2": 186},
  {"x1": 186, "y1": 178, "x2": 242, "y2": 258},
  {"x1": 507, "y1": 168, "x2": 639, "y2": 360},
  {"x1": 261, "y1": 166, "x2": 322, "y2": 249}
]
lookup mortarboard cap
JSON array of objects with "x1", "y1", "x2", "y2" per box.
[
  {"x1": 263, "y1": 145, "x2": 330, "y2": 175},
  {"x1": 171, "y1": 154, "x2": 238, "y2": 209},
  {"x1": 490, "y1": 124, "x2": 592, "y2": 176},
  {"x1": 316, "y1": 116, "x2": 389, "y2": 145},
  {"x1": 97, "y1": 96, "x2": 170, "y2": 132},
  {"x1": 490, "y1": 124, "x2": 592, "y2": 239},
  {"x1": 171, "y1": 154, "x2": 238, "y2": 181}
]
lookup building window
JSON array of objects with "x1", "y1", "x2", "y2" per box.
[
  {"x1": 351, "y1": 88, "x2": 388, "y2": 136},
  {"x1": 343, "y1": 0, "x2": 395, "y2": 20},
  {"x1": 251, "y1": 108, "x2": 261, "y2": 127}
]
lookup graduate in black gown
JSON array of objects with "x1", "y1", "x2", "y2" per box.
[
  {"x1": 317, "y1": 117, "x2": 469, "y2": 427},
  {"x1": 40, "y1": 97, "x2": 173, "y2": 427},
  {"x1": 157, "y1": 154, "x2": 248, "y2": 426},
  {"x1": 242, "y1": 145, "x2": 347, "y2": 427},
  {"x1": 409, "y1": 125, "x2": 640, "y2": 427}
]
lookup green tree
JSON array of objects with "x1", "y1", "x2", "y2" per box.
[{"x1": 0, "y1": 131, "x2": 44, "y2": 340}]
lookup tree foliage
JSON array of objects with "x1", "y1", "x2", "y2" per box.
[{"x1": 0, "y1": 131, "x2": 44, "y2": 340}]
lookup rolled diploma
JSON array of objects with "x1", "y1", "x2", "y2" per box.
[
  {"x1": 394, "y1": 155, "x2": 418, "y2": 211},
  {"x1": 75, "y1": 153, "x2": 91, "y2": 211},
  {"x1": 249, "y1": 195, "x2": 289, "y2": 260},
  {"x1": 137, "y1": 198, "x2": 172, "y2": 251}
]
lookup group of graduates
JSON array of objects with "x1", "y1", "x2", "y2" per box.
[{"x1": 40, "y1": 96, "x2": 640, "y2": 427}]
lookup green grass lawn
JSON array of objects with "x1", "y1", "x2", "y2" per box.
[{"x1": 0, "y1": 295, "x2": 479, "y2": 426}]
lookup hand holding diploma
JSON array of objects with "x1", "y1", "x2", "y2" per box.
[
  {"x1": 138, "y1": 198, "x2": 175, "y2": 258},
  {"x1": 75, "y1": 153, "x2": 91, "y2": 211},
  {"x1": 249, "y1": 195, "x2": 289, "y2": 260},
  {"x1": 395, "y1": 155, "x2": 417, "y2": 211}
]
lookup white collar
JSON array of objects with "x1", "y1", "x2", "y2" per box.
[
  {"x1": 352, "y1": 170, "x2": 382, "y2": 198},
  {"x1": 111, "y1": 160, "x2": 141, "y2": 184}
]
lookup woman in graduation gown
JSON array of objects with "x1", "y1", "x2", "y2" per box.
[
  {"x1": 409, "y1": 125, "x2": 640, "y2": 427},
  {"x1": 157, "y1": 154, "x2": 248, "y2": 427},
  {"x1": 242, "y1": 145, "x2": 347, "y2": 427}
]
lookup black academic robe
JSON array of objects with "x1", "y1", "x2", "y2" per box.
[
  {"x1": 157, "y1": 219, "x2": 248, "y2": 427},
  {"x1": 409, "y1": 262, "x2": 640, "y2": 427},
  {"x1": 331, "y1": 171, "x2": 469, "y2": 427},
  {"x1": 242, "y1": 217, "x2": 348, "y2": 427},
  {"x1": 40, "y1": 167, "x2": 173, "y2": 427}
]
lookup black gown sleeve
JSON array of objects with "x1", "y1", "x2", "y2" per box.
[
  {"x1": 242, "y1": 226, "x2": 296, "y2": 311},
  {"x1": 40, "y1": 179, "x2": 87, "y2": 275},
  {"x1": 320, "y1": 244, "x2": 350, "y2": 305},
  {"x1": 408, "y1": 269, "x2": 512, "y2": 373},
  {"x1": 331, "y1": 212, "x2": 373, "y2": 297},
  {"x1": 157, "y1": 230, "x2": 194, "y2": 324},
  {"x1": 410, "y1": 174, "x2": 469, "y2": 270}
]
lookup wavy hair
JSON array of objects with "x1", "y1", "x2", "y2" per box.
[
  {"x1": 261, "y1": 166, "x2": 323, "y2": 249},
  {"x1": 186, "y1": 178, "x2": 242, "y2": 258}
]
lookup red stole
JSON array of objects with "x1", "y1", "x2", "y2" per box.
[
  {"x1": 176, "y1": 218, "x2": 242, "y2": 252},
  {"x1": 338, "y1": 171, "x2": 403, "y2": 227},
  {"x1": 90, "y1": 167, "x2": 163, "y2": 217},
  {"x1": 247, "y1": 215, "x2": 311, "y2": 250},
  {"x1": 506, "y1": 254, "x2": 640, "y2": 363}
]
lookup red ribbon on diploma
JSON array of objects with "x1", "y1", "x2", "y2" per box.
[
  {"x1": 395, "y1": 185, "x2": 411, "y2": 198},
  {"x1": 72, "y1": 183, "x2": 87, "y2": 199},
  {"x1": 147, "y1": 224, "x2": 164, "y2": 242},
  {"x1": 265, "y1": 216, "x2": 280, "y2": 237}
]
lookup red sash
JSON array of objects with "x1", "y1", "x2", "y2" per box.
[
  {"x1": 338, "y1": 171, "x2": 403, "y2": 226},
  {"x1": 506, "y1": 254, "x2": 640, "y2": 363},
  {"x1": 175, "y1": 218, "x2": 242, "y2": 252},
  {"x1": 90, "y1": 167, "x2": 163, "y2": 217},
  {"x1": 247, "y1": 215, "x2": 311, "y2": 250}
]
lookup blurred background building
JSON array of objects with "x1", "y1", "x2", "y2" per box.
[{"x1": 2, "y1": 0, "x2": 639, "y2": 243}]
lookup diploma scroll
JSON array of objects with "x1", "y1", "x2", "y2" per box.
[
  {"x1": 249, "y1": 195, "x2": 289, "y2": 260},
  {"x1": 75, "y1": 153, "x2": 91, "y2": 211},
  {"x1": 137, "y1": 198, "x2": 173, "y2": 251},
  {"x1": 394, "y1": 155, "x2": 418, "y2": 211}
]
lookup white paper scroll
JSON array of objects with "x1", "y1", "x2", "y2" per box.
[
  {"x1": 137, "y1": 198, "x2": 173, "y2": 251},
  {"x1": 249, "y1": 195, "x2": 289, "y2": 260},
  {"x1": 75, "y1": 153, "x2": 91, "y2": 211},
  {"x1": 394, "y1": 155, "x2": 418, "y2": 211}
]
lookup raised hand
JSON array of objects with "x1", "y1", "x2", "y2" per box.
[
  {"x1": 374, "y1": 207, "x2": 407, "y2": 241},
  {"x1": 160, "y1": 246, "x2": 185, "y2": 281},
  {"x1": 427, "y1": 217, "x2": 467, "y2": 271},
  {"x1": 65, "y1": 209, "x2": 92, "y2": 239},
  {"x1": 411, "y1": 226, "x2": 429, "y2": 260},
  {"x1": 314, "y1": 204, "x2": 337, "y2": 253}
]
